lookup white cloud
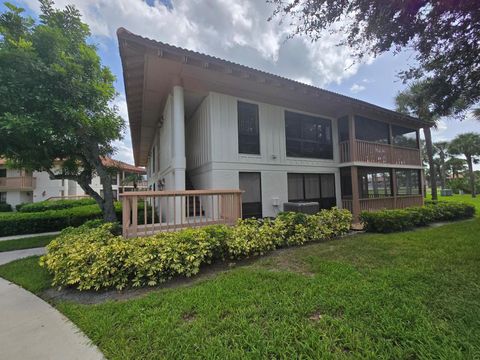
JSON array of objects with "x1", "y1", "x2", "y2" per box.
[
  {"x1": 20, "y1": 0, "x2": 367, "y2": 86},
  {"x1": 350, "y1": 83, "x2": 366, "y2": 94}
]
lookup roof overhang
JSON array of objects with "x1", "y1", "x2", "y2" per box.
[{"x1": 117, "y1": 28, "x2": 430, "y2": 167}]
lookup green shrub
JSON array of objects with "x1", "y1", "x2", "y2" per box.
[
  {"x1": 0, "y1": 203, "x2": 12, "y2": 212},
  {"x1": 360, "y1": 202, "x2": 475, "y2": 233},
  {"x1": 0, "y1": 201, "x2": 156, "y2": 236},
  {"x1": 18, "y1": 198, "x2": 96, "y2": 213},
  {"x1": 41, "y1": 223, "x2": 223, "y2": 290},
  {"x1": 40, "y1": 208, "x2": 353, "y2": 290}
]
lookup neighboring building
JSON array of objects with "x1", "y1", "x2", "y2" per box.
[
  {"x1": 118, "y1": 28, "x2": 428, "y2": 224},
  {"x1": 0, "y1": 158, "x2": 146, "y2": 209}
]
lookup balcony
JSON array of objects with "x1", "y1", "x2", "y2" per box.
[
  {"x1": 0, "y1": 176, "x2": 36, "y2": 190},
  {"x1": 339, "y1": 140, "x2": 421, "y2": 166}
]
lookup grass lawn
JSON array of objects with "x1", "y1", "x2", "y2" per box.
[
  {"x1": 0, "y1": 234, "x2": 56, "y2": 253},
  {"x1": 1, "y1": 215, "x2": 479, "y2": 359},
  {"x1": 428, "y1": 192, "x2": 480, "y2": 213}
]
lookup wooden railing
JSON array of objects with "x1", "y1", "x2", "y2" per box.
[
  {"x1": 359, "y1": 195, "x2": 423, "y2": 212},
  {"x1": 342, "y1": 199, "x2": 353, "y2": 213},
  {"x1": 339, "y1": 140, "x2": 421, "y2": 166},
  {"x1": 120, "y1": 189, "x2": 243, "y2": 238},
  {"x1": 0, "y1": 176, "x2": 36, "y2": 190}
]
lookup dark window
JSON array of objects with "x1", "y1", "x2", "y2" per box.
[
  {"x1": 238, "y1": 101, "x2": 260, "y2": 154},
  {"x1": 338, "y1": 116, "x2": 349, "y2": 142},
  {"x1": 239, "y1": 172, "x2": 262, "y2": 218},
  {"x1": 0, "y1": 192, "x2": 6, "y2": 204},
  {"x1": 355, "y1": 116, "x2": 390, "y2": 144},
  {"x1": 0, "y1": 169, "x2": 6, "y2": 178},
  {"x1": 396, "y1": 169, "x2": 421, "y2": 195},
  {"x1": 392, "y1": 125, "x2": 418, "y2": 148},
  {"x1": 358, "y1": 168, "x2": 392, "y2": 198},
  {"x1": 285, "y1": 111, "x2": 333, "y2": 159},
  {"x1": 287, "y1": 173, "x2": 336, "y2": 209}
]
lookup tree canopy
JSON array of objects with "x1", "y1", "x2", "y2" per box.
[
  {"x1": 449, "y1": 133, "x2": 480, "y2": 197},
  {"x1": 0, "y1": 0, "x2": 124, "y2": 220},
  {"x1": 270, "y1": 0, "x2": 479, "y2": 117}
]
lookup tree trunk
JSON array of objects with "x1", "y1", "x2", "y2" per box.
[
  {"x1": 467, "y1": 155, "x2": 476, "y2": 198},
  {"x1": 439, "y1": 155, "x2": 446, "y2": 190},
  {"x1": 423, "y1": 127, "x2": 438, "y2": 200}
]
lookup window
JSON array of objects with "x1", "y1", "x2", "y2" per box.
[
  {"x1": 358, "y1": 169, "x2": 392, "y2": 198},
  {"x1": 285, "y1": 111, "x2": 333, "y2": 159},
  {"x1": 392, "y1": 125, "x2": 418, "y2": 148},
  {"x1": 338, "y1": 116, "x2": 349, "y2": 142},
  {"x1": 239, "y1": 172, "x2": 262, "y2": 218},
  {"x1": 0, "y1": 192, "x2": 6, "y2": 204},
  {"x1": 396, "y1": 169, "x2": 421, "y2": 195},
  {"x1": 287, "y1": 173, "x2": 336, "y2": 209},
  {"x1": 111, "y1": 173, "x2": 118, "y2": 185},
  {"x1": 0, "y1": 169, "x2": 6, "y2": 177},
  {"x1": 355, "y1": 116, "x2": 390, "y2": 144},
  {"x1": 238, "y1": 101, "x2": 260, "y2": 154}
]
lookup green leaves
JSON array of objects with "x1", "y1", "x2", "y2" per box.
[{"x1": 39, "y1": 208, "x2": 353, "y2": 291}]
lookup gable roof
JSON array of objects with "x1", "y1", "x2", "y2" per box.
[
  {"x1": 101, "y1": 157, "x2": 146, "y2": 174},
  {"x1": 117, "y1": 27, "x2": 429, "y2": 166}
]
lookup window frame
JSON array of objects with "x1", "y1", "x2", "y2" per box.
[
  {"x1": 237, "y1": 101, "x2": 260, "y2": 155},
  {"x1": 287, "y1": 173, "x2": 337, "y2": 209},
  {"x1": 285, "y1": 110, "x2": 333, "y2": 160}
]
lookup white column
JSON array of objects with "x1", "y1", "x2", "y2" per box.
[
  {"x1": 172, "y1": 84, "x2": 186, "y2": 224},
  {"x1": 172, "y1": 85, "x2": 186, "y2": 191}
]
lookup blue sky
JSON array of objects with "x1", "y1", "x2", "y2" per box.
[{"x1": 3, "y1": 0, "x2": 478, "y2": 165}]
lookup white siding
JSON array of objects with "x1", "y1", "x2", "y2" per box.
[{"x1": 185, "y1": 96, "x2": 212, "y2": 172}]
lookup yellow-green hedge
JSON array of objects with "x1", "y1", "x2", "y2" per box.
[{"x1": 40, "y1": 208, "x2": 352, "y2": 291}]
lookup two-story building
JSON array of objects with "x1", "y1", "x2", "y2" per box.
[
  {"x1": 118, "y1": 28, "x2": 427, "y2": 234},
  {"x1": 0, "y1": 157, "x2": 146, "y2": 209}
]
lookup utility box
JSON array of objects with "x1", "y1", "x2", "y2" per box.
[
  {"x1": 441, "y1": 189, "x2": 453, "y2": 196},
  {"x1": 283, "y1": 202, "x2": 320, "y2": 215}
]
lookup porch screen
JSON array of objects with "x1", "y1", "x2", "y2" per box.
[
  {"x1": 285, "y1": 111, "x2": 333, "y2": 159},
  {"x1": 359, "y1": 169, "x2": 392, "y2": 198},
  {"x1": 287, "y1": 173, "x2": 336, "y2": 209},
  {"x1": 392, "y1": 125, "x2": 418, "y2": 148},
  {"x1": 355, "y1": 116, "x2": 390, "y2": 144},
  {"x1": 396, "y1": 169, "x2": 421, "y2": 195},
  {"x1": 238, "y1": 101, "x2": 260, "y2": 155}
]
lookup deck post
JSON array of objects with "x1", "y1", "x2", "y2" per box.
[
  {"x1": 351, "y1": 166, "x2": 360, "y2": 223},
  {"x1": 392, "y1": 168, "x2": 397, "y2": 209},
  {"x1": 348, "y1": 114, "x2": 356, "y2": 162}
]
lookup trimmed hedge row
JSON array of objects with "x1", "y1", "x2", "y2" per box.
[
  {"x1": 0, "y1": 201, "x2": 156, "y2": 237},
  {"x1": 17, "y1": 198, "x2": 96, "y2": 213},
  {"x1": 40, "y1": 208, "x2": 352, "y2": 290},
  {"x1": 0, "y1": 203, "x2": 12, "y2": 212},
  {"x1": 360, "y1": 201, "x2": 475, "y2": 233}
]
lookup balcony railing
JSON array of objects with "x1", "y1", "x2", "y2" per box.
[
  {"x1": 342, "y1": 195, "x2": 423, "y2": 215},
  {"x1": 120, "y1": 189, "x2": 243, "y2": 238},
  {"x1": 339, "y1": 140, "x2": 421, "y2": 166},
  {"x1": 0, "y1": 176, "x2": 36, "y2": 190}
]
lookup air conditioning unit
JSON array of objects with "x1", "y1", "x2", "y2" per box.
[{"x1": 283, "y1": 202, "x2": 319, "y2": 215}]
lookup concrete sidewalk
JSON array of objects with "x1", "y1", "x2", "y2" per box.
[
  {"x1": 0, "y1": 247, "x2": 46, "y2": 265},
  {"x1": 0, "y1": 277, "x2": 104, "y2": 360},
  {"x1": 0, "y1": 231, "x2": 61, "y2": 242}
]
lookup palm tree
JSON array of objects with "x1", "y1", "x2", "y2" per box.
[
  {"x1": 433, "y1": 141, "x2": 449, "y2": 190},
  {"x1": 449, "y1": 133, "x2": 480, "y2": 197},
  {"x1": 445, "y1": 157, "x2": 466, "y2": 179},
  {"x1": 473, "y1": 107, "x2": 480, "y2": 120},
  {"x1": 396, "y1": 81, "x2": 440, "y2": 200}
]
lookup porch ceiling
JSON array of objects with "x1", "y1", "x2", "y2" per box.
[{"x1": 118, "y1": 28, "x2": 430, "y2": 167}]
